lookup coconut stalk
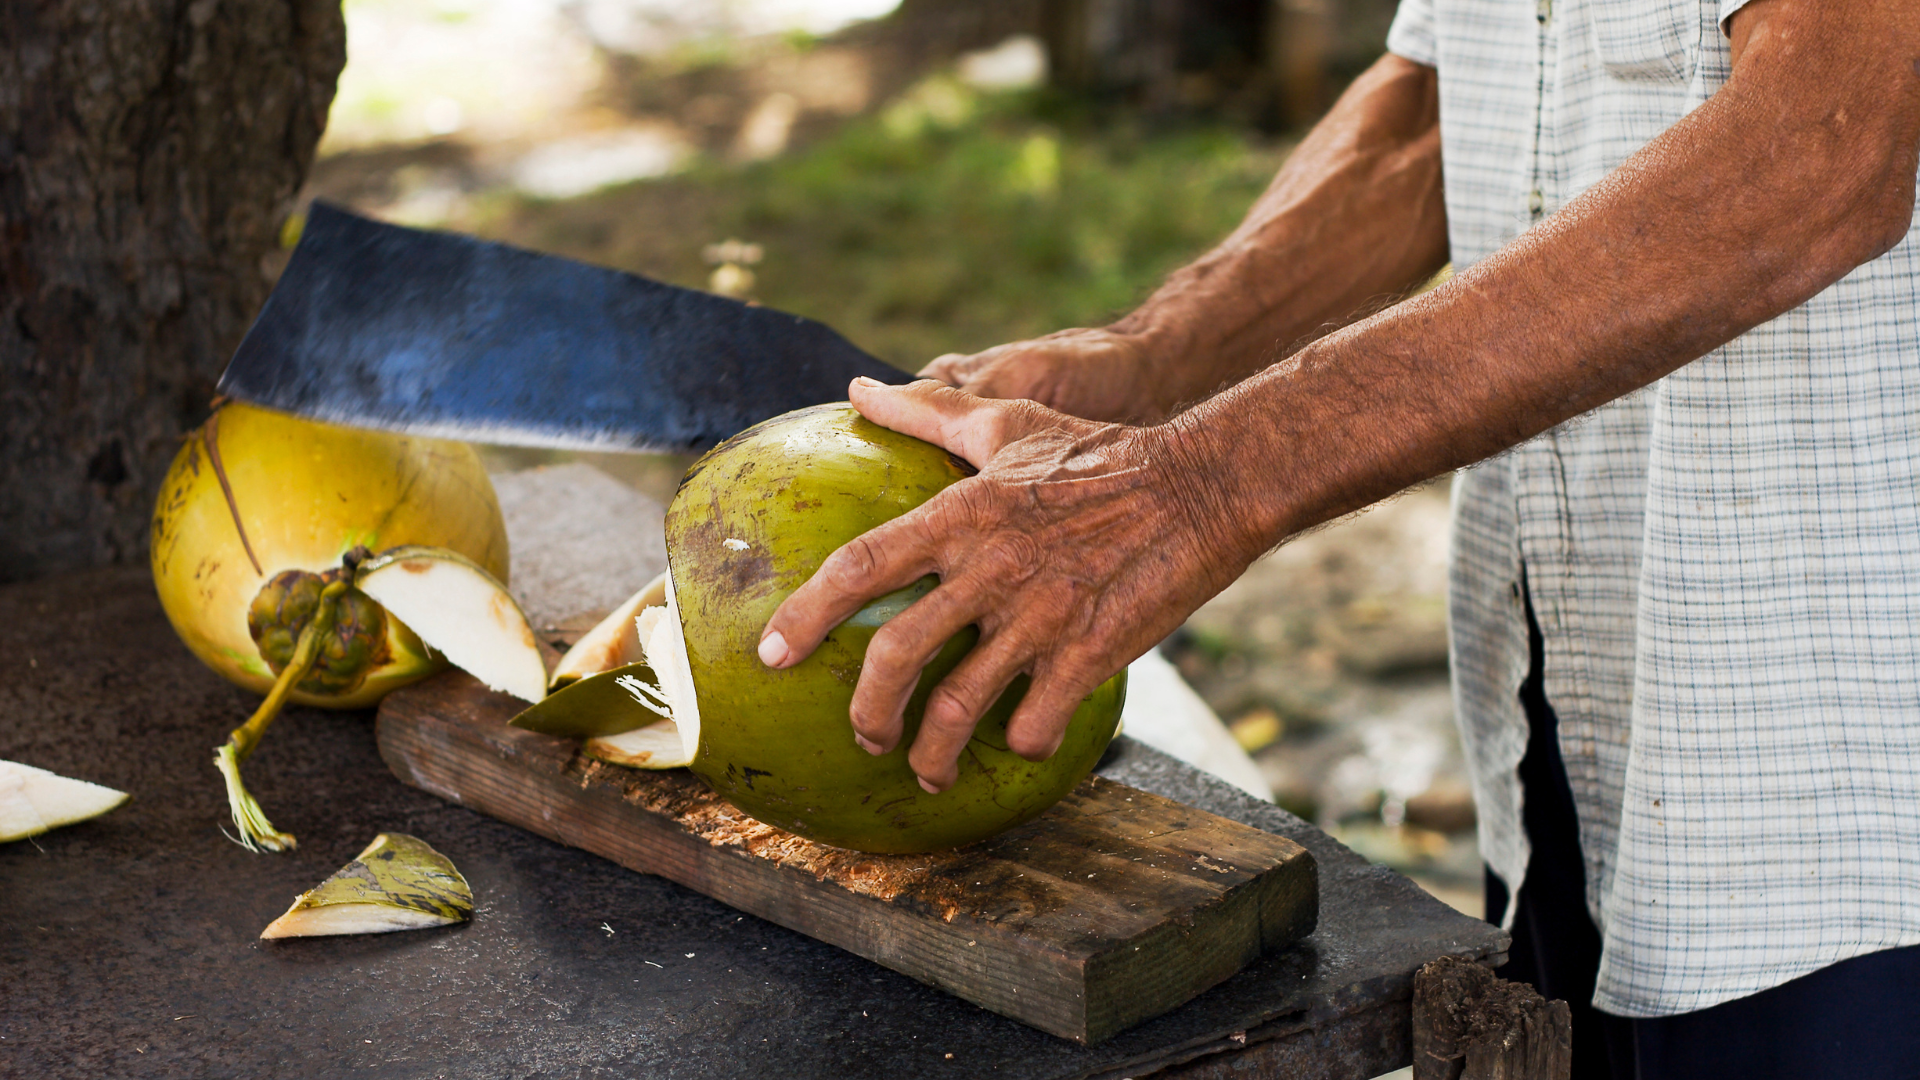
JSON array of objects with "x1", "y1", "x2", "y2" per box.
[
  {"x1": 214, "y1": 575, "x2": 352, "y2": 852},
  {"x1": 213, "y1": 544, "x2": 547, "y2": 852}
]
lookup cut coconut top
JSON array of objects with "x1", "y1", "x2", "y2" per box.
[
  {"x1": 584, "y1": 719, "x2": 689, "y2": 770},
  {"x1": 356, "y1": 545, "x2": 547, "y2": 703},
  {"x1": 508, "y1": 573, "x2": 700, "y2": 769},
  {"x1": 510, "y1": 659, "x2": 671, "y2": 740},
  {"x1": 0, "y1": 760, "x2": 129, "y2": 843},
  {"x1": 550, "y1": 571, "x2": 669, "y2": 689},
  {"x1": 260, "y1": 832, "x2": 472, "y2": 939}
]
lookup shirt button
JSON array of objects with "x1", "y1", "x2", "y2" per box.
[
  {"x1": 1537, "y1": 0, "x2": 1552, "y2": 23},
  {"x1": 1528, "y1": 188, "x2": 1544, "y2": 216}
]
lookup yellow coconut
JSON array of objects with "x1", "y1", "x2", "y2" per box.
[
  {"x1": 151, "y1": 402, "x2": 531, "y2": 852},
  {"x1": 151, "y1": 401, "x2": 510, "y2": 709}
]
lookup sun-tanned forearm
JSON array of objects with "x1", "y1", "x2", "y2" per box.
[
  {"x1": 1168, "y1": 0, "x2": 1920, "y2": 560},
  {"x1": 1111, "y1": 53, "x2": 1449, "y2": 415},
  {"x1": 919, "y1": 54, "x2": 1448, "y2": 424}
]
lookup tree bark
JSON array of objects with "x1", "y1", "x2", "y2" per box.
[
  {"x1": 0, "y1": 0, "x2": 345, "y2": 582},
  {"x1": 1042, "y1": 0, "x2": 1267, "y2": 113}
]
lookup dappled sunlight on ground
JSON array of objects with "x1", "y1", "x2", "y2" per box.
[{"x1": 324, "y1": 0, "x2": 904, "y2": 152}]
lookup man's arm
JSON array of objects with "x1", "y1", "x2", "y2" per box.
[
  {"x1": 1181, "y1": 0, "x2": 1920, "y2": 543},
  {"x1": 920, "y1": 53, "x2": 1449, "y2": 424},
  {"x1": 761, "y1": 0, "x2": 1920, "y2": 793}
]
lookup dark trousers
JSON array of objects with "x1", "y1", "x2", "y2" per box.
[{"x1": 1486, "y1": 581, "x2": 1920, "y2": 1080}]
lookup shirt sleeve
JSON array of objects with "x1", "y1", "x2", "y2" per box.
[
  {"x1": 1718, "y1": 0, "x2": 1754, "y2": 33},
  {"x1": 1386, "y1": 0, "x2": 1438, "y2": 68}
]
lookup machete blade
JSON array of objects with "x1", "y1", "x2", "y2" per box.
[{"x1": 217, "y1": 201, "x2": 914, "y2": 451}]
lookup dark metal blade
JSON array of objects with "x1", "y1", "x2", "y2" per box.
[{"x1": 217, "y1": 201, "x2": 914, "y2": 451}]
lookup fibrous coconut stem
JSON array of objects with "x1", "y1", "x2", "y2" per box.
[{"x1": 214, "y1": 578, "x2": 348, "y2": 853}]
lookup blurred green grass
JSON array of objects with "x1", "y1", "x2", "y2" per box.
[{"x1": 472, "y1": 78, "x2": 1291, "y2": 371}]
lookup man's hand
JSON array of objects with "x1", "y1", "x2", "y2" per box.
[
  {"x1": 918, "y1": 328, "x2": 1162, "y2": 423},
  {"x1": 756, "y1": 377, "x2": 1253, "y2": 793}
]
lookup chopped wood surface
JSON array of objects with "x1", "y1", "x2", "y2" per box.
[
  {"x1": 378, "y1": 670, "x2": 1318, "y2": 1043},
  {"x1": 1413, "y1": 955, "x2": 1571, "y2": 1080}
]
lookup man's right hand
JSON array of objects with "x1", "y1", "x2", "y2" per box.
[{"x1": 917, "y1": 327, "x2": 1164, "y2": 424}]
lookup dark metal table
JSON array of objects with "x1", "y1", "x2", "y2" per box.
[{"x1": 0, "y1": 568, "x2": 1504, "y2": 1079}]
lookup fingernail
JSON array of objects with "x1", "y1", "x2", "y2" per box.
[
  {"x1": 917, "y1": 776, "x2": 941, "y2": 795},
  {"x1": 855, "y1": 734, "x2": 883, "y2": 755},
  {"x1": 758, "y1": 630, "x2": 789, "y2": 668},
  {"x1": 855, "y1": 376, "x2": 886, "y2": 388}
]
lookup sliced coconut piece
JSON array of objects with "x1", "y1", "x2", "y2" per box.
[
  {"x1": 517, "y1": 572, "x2": 700, "y2": 768},
  {"x1": 510, "y1": 660, "x2": 672, "y2": 740},
  {"x1": 261, "y1": 832, "x2": 472, "y2": 939},
  {"x1": 0, "y1": 760, "x2": 129, "y2": 843},
  {"x1": 550, "y1": 572, "x2": 669, "y2": 688},
  {"x1": 355, "y1": 545, "x2": 547, "y2": 703},
  {"x1": 652, "y1": 573, "x2": 700, "y2": 764},
  {"x1": 584, "y1": 718, "x2": 691, "y2": 769}
]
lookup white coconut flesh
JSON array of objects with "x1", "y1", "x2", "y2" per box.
[
  {"x1": 0, "y1": 760, "x2": 130, "y2": 843},
  {"x1": 355, "y1": 547, "x2": 548, "y2": 703},
  {"x1": 583, "y1": 572, "x2": 701, "y2": 768},
  {"x1": 584, "y1": 719, "x2": 685, "y2": 768},
  {"x1": 550, "y1": 571, "x2": 669, "y2": 687}
]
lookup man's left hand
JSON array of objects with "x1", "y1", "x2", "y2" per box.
[{"x1": 756, "y1": 376, "x2": 1249, "y2": 793}]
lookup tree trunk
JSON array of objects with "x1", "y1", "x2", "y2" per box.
[
  {"x1": 0, "y1": 0, "x2": 345, "y2": 582},
  {"x1": 1042, "y1": 0, "x2": 1267, "y2": 114}
]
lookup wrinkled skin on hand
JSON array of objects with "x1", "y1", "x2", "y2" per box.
[
  {"x1": 919, "y1": 327, "x2": 1165, "y2": 425},
  {"x1": 758, "y1": 377, "x2": 1254, "y2": 793}
]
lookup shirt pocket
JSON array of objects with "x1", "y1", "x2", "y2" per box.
[{"x1": 1588, "y1": 0, "x2": 1699, "y2": 83}]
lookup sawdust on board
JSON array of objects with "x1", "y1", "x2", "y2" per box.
[{"x1": 577, "y1": 755, "x2": 970, "y2": 917}]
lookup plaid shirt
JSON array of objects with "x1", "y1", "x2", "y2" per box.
[{"x1": 1387, "y1": 0, "x2": 1920, "y2": 1016}]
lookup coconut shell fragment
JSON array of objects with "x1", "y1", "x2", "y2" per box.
[
  {"x1": 0, "y1": 760, "x2": 129, "y2": 843},
  {"x1": 549, "y1": 572, "x2": 668, "y2": 688},
  {"x1": 584, "y1": 719, "x2": 691, "y2": 769},
  {"x1": 355, "y1": 546, "x2": 548, "y2": 704},
  {"x1": 512, "y1": 661, "x2": 674, "y2": 739},
  {"x1": 260, "y1": 833, "x2": 473, "y2": 939}
]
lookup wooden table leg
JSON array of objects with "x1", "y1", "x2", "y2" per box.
[{"x1": 1411, "y1": 955, "x2": 1571, "y2": 1080}]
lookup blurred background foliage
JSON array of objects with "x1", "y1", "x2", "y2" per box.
[
  {"x1": 301, "y1": 0, "x2": 1479, "y2": 923},
  {"x1": 484, "y1": 90, "x2": 1289, "y2": 365}
]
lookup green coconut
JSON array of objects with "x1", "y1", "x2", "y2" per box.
[{"x1": 660, "y1": 403, "x2": 1126, "y2": 853}]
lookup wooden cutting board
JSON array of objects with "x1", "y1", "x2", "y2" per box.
[{"x1": 376, "y1": 671, "x2": 1318, "y2": 1044}]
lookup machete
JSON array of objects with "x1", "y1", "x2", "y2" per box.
[{"x1": 216, "y1": 201, "x2": 916, "y2": 451}]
